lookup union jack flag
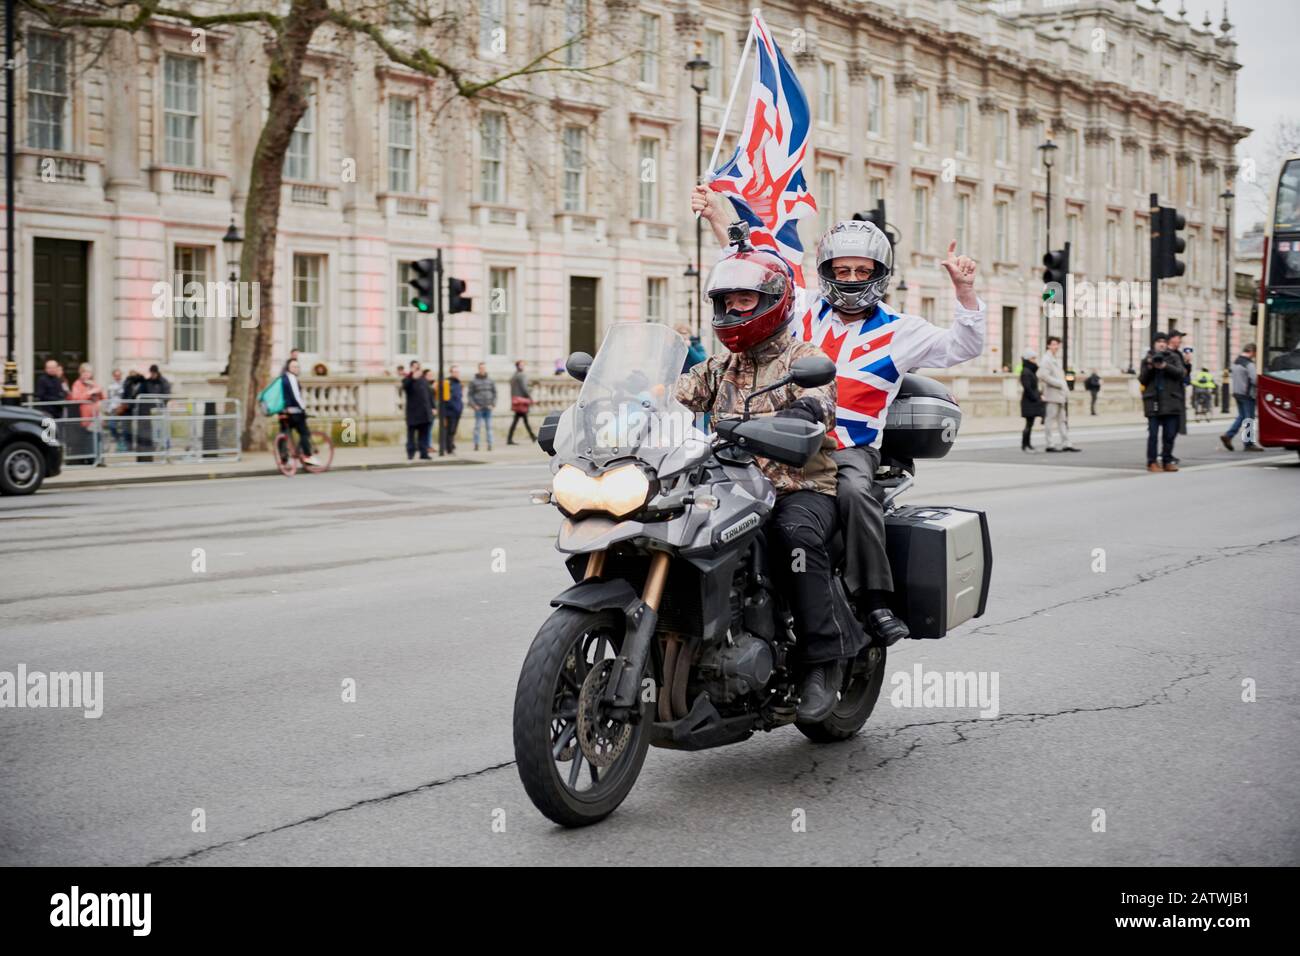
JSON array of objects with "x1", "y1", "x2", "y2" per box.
[{"x1": 706, "y1": 12, "x2": 817, "y2": 283}]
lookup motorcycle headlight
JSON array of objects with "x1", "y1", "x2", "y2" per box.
[{"x1": 552, "y1": 463, "x2": 652, "y2": 518}]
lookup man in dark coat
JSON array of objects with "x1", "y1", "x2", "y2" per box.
[
  {"x1": 401, "y1": 360, "x2": 434, "y2": 460},
  {"x1": 1139, "y1": 332, "x2": 1186, "y2": 472},
  {"x1": 34, "y1": 360, "x2": 69, "y2": 417},
  {"x1": 134, "y1": 364, "x2": 172, "y2": 460},
  {"x1": 1019, "y1": 349, "x2": 1046, "y2": 453},
  {"x1": 1084, "y1": 370, "x2": 1102, "y2": 414}
]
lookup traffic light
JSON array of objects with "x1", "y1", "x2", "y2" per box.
[
  {"x1": 408, "y1": 258, "x2": 436, "y2": 313},
  {"x1": 1042, "y1": 246, "x2": 1069, "y2": 287},
  {"x1": 853, "y1": 200, "x2": 888, "y2": 234},
  {"x1": 447, "y1": 277, "x2": 472, "y2": 314},
  {"x1": 1154, "y1": 205, "x2": 1186, "y2": 279}
]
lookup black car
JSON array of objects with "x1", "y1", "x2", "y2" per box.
[{"x1": 0, "y1": 404, "x2": 64, "y2": 495}]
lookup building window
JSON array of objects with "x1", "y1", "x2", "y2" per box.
[
  {"x1": 1211, "y1": 81, "x2": 1222, "y2": 109},
  {"x1": 172, "y1": 245, "x2": 209, "y2": 354},
  {"x1": 388, "y1": 96, "x2": 415, "y2": 193},
  {"x1": 1135, "y1": 146, "x2": 1145, "y2": 194},
  {"x1": 704, "y1": 30, "x2": 725, "y2": 100},
  {"x1": 995, "y1": 109, "x2": 1010, "y2": 164},
  {"x1": 1033, "y1": 121, "x2": 1045, "y2": 171},
  {"x1": 1106, "y1": 220, "x2": 1118, "y2": 275},
  {"x1": 1033, "y1": 207, "x2": 1045, "y2": 257},
  {"x1": 564, "y1": 0, "x2": 586, "y2": 68},
  {"x1": 869, "y1": 176, "x2": 885, "y2": 205},
  {"x1": 1187, "y1": 73, "x2": 1198, "y2": 104},
  {"x1": 637, "y1": 137, "x2": 659, "y2": 219},
  {"x1": 994, "y1": 201, "x2": 1008, "y2": 262},
  {"x1": 1102, "y1": 41, "x2": 1116, "y2": 72},
  {"x1": 911, "y1": 88, "x2": 928, "y2": 145},
  {"x1": 646, "y1": 277, "x2": 667, "y2": 324},
  {"x1": 1160, "y1": 153, "x2": 1172, "y2": 196},
  {"x1": 954, "y1": 99, "x2": 969, "y2": 156},
  {"x1": 163, "y1": 55, "x2": 202, "y2": 168},
  {"x1": 1212, "y1": 236, "x2": 1223, "y2": 287},
  {"x1": 920, "y1": 297, "x2": 935, "y2": 322},
  {"x1": 479, "y1": 0, "x2": 506, "y2": 56},
  {"x1": 562, "y1": 125, "x2": 586, "y2": 212},
  {"x1": 1064, "y1": 129, "x2": 1080, "y2": 178},
  {"x1": 1106, "y1": 139, "x2": 1116, "y2": 184},
  {"x1": 1134, "y1": 51, "x2": 1146, "y2": 84},
  {"x1": 284, "y1": 79, "x2": 316, "y2": 181},
  {"x1": 395, "y1": 261, "x2": 420, "y2": 356},
  {"x1": 488, "y1": 267, "x2": 512, "y2": 357},
  {"x1": 479, "y1": 111, "x2": 505, "y2": 202},
  {"x1": 817, "y1": 168, "x2": 836, "y2": 232},
  {"x1": 27, "y1": 31, "x2": 70, "y2": 151},
  {"x1": 291, "y1": 254, "x2": 324, "y2": 354},
  {"x1": 954, "y1": 194, "x2": 969, "y2": 252},
  {"x1": 1160, "y1": 62, "x2": 1172, "y2": 90},
  {"x1": 912, "y1": 185, "x2": 929, "y2": 252},
  {"x1": 1066, "y1": 212, "x2": 1080, "y2": 268},
  {"x1": 1188, "y1": 164, "x2": 1198, "y2": 206},
  {"x1": 819, "y1": 61, "x2": 836, "y2": 125},
  {"x1": 1136, "y1": 222, "x2": 1147, "y2": 268},
  {"x1": 867, "y1": 76, "x2": 883, "y2": 135},
  {"x1": 639, "y1": 13, "x2": 660, "y2": 87}
]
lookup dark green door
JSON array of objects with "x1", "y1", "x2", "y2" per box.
[
  {"x1": 1001, "y1": 306, "x2": 1016, "y2": 371},
  {"x1": 569, "y1": 276, "x2": 598, "y2": 357},
  {"x1": 33, "y1": 238, "x2": 90, "y2": 385}
]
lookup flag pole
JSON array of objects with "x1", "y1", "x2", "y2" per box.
[{"x1": 696, "y1": 11, "x2": 758, "y2": 218}]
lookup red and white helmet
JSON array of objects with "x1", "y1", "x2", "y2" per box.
[{"x1": 704, "y1": 249, "x2": 794, "y2": 353}]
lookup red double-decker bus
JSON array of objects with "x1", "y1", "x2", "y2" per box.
[{"x1": 1256, "y1": 155, "x2": 1300, "y2": 455}]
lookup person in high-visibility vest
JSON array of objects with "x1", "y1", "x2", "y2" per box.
[{"x1": 1191, "y1": 367, "x2": 1217, "y2": 422}]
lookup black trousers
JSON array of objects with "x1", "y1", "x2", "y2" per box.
[
  {"x1": 406, "y1": 422, "x2": 431, "y2": 458},
  {"x1": 1022, "y1": 416, "x2": 1036, "y2": 449},
  {"x1": 1146, "y1": 414, "x2": 1178, "y2": 464},
  {"x1": 829, "y1": 445, "x2": 893, "y2": 597},
  {"x1": 768, "y1": 490, "x2": 866, "y2": 665},
  {"x1": 441, "y1": 412, "x2": 461, "y2": 453},
  {"x1": 281, "y1": 412, "x2": 313, "y2": 456},
  {"x1": 508, "y1": 411, "x2": 535, "y2": 442}
]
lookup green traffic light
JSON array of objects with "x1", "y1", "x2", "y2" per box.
[{"x1": 412, "y1": 298, "x2": 430, "y2": 312}]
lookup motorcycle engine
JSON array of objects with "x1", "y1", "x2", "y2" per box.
[{"x1": 692, "y1": 632, "x2": 774, "y2": 705}]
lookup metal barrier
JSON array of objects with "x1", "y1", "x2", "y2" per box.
[{"x1": 23, "y1": 397, "x2": 241, "y2": 466}]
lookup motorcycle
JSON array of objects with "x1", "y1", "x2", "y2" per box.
[{"x1": 513, "y1": 323, "x2": 992, "y2": 827}]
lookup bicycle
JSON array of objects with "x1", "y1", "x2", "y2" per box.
[
  {"x1": 1192, "y1": 388, "x2": 1215, "y2": 423},
  {"x1": 273, "y1": 414, "x2": 334, "y2": 476}
]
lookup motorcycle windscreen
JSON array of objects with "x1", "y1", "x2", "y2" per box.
[{"x1": 552, "y1": 322, "x2": 704, "y2": 468}]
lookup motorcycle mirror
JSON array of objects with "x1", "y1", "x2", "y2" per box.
[
  {"x1": 566, "y1": 351, "x2": 594, "y2": 382},
  {"x1": 789, "y1": 354, "x2": 837, "y2": 389}
]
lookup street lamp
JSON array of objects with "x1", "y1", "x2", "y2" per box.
[
  {"x1": 1220, "y1": 187, "x2": 1234, "y2": 412},
  {"x1": 220, "y1": 219, "x2": 243, "y2": 376},
  {"x1": 222, "y1": 219, "x2": 243, "y2": 282},
  {"x1": 686, "y1": 43, "x2": 711, "y2": 337},
  {"x1": 1037, "y1": 133, "x2": 1058, "y2": 350}
]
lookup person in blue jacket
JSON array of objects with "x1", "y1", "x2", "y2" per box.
[{"x1": 441, "y1": 364, "x2": 464, "y2": 454}]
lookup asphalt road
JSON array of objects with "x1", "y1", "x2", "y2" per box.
[{"x1": 1, "y1": 422, "x2": 1297, "y2": 866}]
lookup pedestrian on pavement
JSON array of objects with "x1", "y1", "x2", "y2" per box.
[
  {"x1": 468, "y1": 362, "x2": 497, "y2": 451},
  {"x1": 68, "y1": 363, "x2": 106, "y2": 461},
  {"x1": 1139, "y1": 332, "x2": 1186, "y2": 472},
  {"x1": 1038, "y1": 336, "x2": 1080, "y2": 452},
  {"x1": 675, "y1": 323, "x2": 708, "y2": 373},
  {"x1": 1019, "y1": 349, "x2": 1045, "y2": 453},
  {"x1": 421, "y1": 368, "x2": 441, "y2": 456},
  {"x1": 134, "y1": 364, "x2": 172, "y2": 461},
  {"x1": 508, "y1": 359, "x2": 536, "y2": 445},
  {"x1": 104, "y1": 368, "x2": 127, "y2": 451},
  {"x1": 34, "y1": 359, "x2": 68, "y2": 417},
  {"x1": 441, "y1": 364, "x2": 464, "y2": 454},
  {"x1": 401, "y1": 360, "x2": 434, "y2": 460},
  {"x1": 1220, "y1": 343, "x2": 1264, "y2": 452},
  {"x1": 1167, "y1": 329, "x2": 1190, "y2": 438},
  {"x1": 1084, "y1": 370, "x2": 1102, "y2": 415}
]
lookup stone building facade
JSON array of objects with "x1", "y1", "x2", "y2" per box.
[{"x1": 2, "y1": 0, "x2": 1254, "y2": 421}]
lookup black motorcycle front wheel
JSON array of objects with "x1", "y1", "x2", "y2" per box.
[
  {"x1": 513, "y1": 607, "x2": 652, "y2": 827},
  {"x1": 796, "y1": 645, "x2": 888, "y2": 743}
]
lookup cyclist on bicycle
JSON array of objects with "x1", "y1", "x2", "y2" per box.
[{"x1": 279, "y1": 357, "x2": 320, "y2": 467}]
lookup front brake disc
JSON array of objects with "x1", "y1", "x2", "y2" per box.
[{"x1": 576, "y1": 659, "x2": 633, "y2": 768}]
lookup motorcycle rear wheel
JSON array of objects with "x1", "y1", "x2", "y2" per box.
[
  {"x1": 513, "y1": 607, "x2": 651, "y2": 827},
  {"x1": 796, "y1": 645, "x2": 887, "y2": 743}
]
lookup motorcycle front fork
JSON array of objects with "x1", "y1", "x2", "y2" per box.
[{"x1": 585, "y1": 548, "x2": 674, "y2": 718}]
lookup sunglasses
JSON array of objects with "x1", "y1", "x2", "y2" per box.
[{"x1": 831, "y1": 266, "x2": 878, "y2": 280}]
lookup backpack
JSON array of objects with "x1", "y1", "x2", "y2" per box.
[{"x1": 258, "y1": 378, "x2": 285, "y2": 416}]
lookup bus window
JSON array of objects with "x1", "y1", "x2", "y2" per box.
[
  {"x1": 1263, "y1": 305, "x2": 1300, "y2": 383},
  {"x1": 1276, "y1": 159, "x2": 1300, "y2": 232}
]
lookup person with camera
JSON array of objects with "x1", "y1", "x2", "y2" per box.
[{"x1": 1139, "y1": 332, "x2": 1186, "y2": 472}]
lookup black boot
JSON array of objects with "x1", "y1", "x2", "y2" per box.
[
  {"x1": 796, "y1": 660, "x2": 845, "y2": 723},
  {"x1": 865, "y1": 608, "x2": 910, "y2": 645}
]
